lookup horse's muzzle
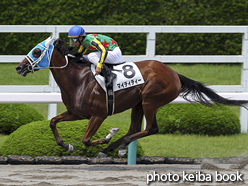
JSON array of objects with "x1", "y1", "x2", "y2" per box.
[{"x1": 15, "y1": 64, "x2": 30, "y2": 77}]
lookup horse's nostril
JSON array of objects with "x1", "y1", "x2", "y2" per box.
[
  {"x1": 16, "y1": 67, "x2": 23, "y2": 74},
  {"x1": 15, "y1": 66, "x2": 21, "y2": 71}
]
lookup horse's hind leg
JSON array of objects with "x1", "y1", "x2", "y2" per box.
[
  {"x1": 97, "y1": 102, "x2": 144, "y2": 158},
  {"x1": 118, "y1": 103, "x2": 159, "y2": 157}
]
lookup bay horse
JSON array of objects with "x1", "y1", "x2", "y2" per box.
[{"x1": 16, "y1": 37, "x2": 248, "y2": 158}]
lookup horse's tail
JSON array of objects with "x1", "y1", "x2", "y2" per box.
[{"x1": 178, "y1": 74, "x2": 248, "y2": 108}]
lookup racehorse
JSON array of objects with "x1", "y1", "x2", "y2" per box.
[{"x1": 16, "y1": 37, "x2": 248, "y2": 158}]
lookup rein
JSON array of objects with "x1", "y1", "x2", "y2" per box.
[
  {"x1": 48, "y1": 55, "x2": 69, "y2": 69},
  {"x1": 25, "y1": 37, "x2": 94, "y2": 110}
]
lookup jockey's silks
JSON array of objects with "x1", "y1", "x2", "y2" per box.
[{"x1": 78, "y1": 34, "x2": 118, "y2": 68}]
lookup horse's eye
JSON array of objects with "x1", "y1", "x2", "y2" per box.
[{"x1": 32, "y1": 48, "x2": 41, "y2": 58}]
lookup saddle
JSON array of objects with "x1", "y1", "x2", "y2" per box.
[{"x1": 101, "y1": 62, "x2": 126, "y2": 73}]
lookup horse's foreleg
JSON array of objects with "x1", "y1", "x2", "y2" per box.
[
  {"x1": 82, "y1": 116, "x2": 110, "y2": 147},
  {"x1": 50, "y1": 111, "x2": 82, "y2": 153},
  {"x1": 97, "y1": 102, "x2": 144, "y2": 158}
]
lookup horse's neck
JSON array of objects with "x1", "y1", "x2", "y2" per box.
[{"x1": 50, "y1": 55, "x2": 92, "y2": 93}]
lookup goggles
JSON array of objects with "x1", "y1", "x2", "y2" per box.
[
  {"x1": 69, "y1": 38, "x2": 79, "y2": 47},
  {"x1": 72, "y1": 38, "x2": 78, "y2": 43}
]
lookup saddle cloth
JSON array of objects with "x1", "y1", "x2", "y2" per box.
[
  {"x1": 91, "y1": 62, "x2": 145, "y2": 115},
  {"x1": 91, "y1": 62, "x2": 145, "y2": 92}
]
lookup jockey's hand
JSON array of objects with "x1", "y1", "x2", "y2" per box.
[
  {"x1": 72, "y1": 52, "x2": 82, "y2": 58},
  {"x1": 95, "y1": 67, "x2": 102, "y2": 75}
]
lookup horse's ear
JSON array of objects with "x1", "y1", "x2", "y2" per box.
[
  {"x1": 45, "y1": 36, "x2": 54, "y2": 47},
  {"x1": 53, "y1": 38, "x2": 63, "y2": 48}
]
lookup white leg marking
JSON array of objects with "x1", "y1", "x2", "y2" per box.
[
  {"x1": 105, "y1": 127, "x2": 119, "y2": 140},
  {"x1": 97, "y1": 152, "x2": 108, "y2": 158},
  {"x1": 118, "y1": 149, "x2": 127, "y2": 157},
  {"x1": 68, "y1": 144, "x2": 74, "y2": 153}
]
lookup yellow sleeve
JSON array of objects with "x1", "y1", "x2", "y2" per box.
[
  {"x1": 78, "y1": 45, "x2": 87, "y2": 55},
  {"x1": 91, "y1": 38, "x2": 107, "y2": 69}
]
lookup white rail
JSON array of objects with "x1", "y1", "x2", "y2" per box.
[
  {"x1": 0, "y1": 25, "x2": 248, "y2": 132},
  {"x1": 1, "y1": 92, "x2": 248, "y2": 103}
]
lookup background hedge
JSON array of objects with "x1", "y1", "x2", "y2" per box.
[
  {"x1": 0, "y1": 120, "x2": 144, "y2": 158},
  {"x1": 0, "y1": 104, "x2": 44, "y2": 135},
  {"x1": 156, "y1": 104, "x2": 240, "y2": 136},
  {"x1": 0, "y1": 0, "x2": 247, "y2": 56}
]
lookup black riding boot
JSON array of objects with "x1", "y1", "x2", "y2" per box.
[{"x1": 102, "y1": 64, "x2": 117, "y2": 87}]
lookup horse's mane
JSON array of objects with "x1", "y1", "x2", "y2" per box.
[
  {"x1": 53, "y1": 38, "x2": 90, "y2": 67},
  {"x1": 53, "y1": 38, "x2": 72, "y2": 56}
]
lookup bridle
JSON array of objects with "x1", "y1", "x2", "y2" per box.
[{"x1": 25, "y1": 42, "x2": 68, "y2": 73}]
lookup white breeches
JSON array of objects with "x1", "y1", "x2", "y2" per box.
[{"x1": 83, "y1": 47, "x2": 122, "y2": 66}]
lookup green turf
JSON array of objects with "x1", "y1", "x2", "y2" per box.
[
  {"x1": 166, "y1": 63, "x2": 241, "y2": 85},
  {"x1": 4, "y1": 63, "x2": 242, "y2": 85},
  {"x1": 139, "y1": 134, "x2": 248, "y2": 158},
  {"x1": 1, "y1": 63, "x2": 49, "y2": 85}
]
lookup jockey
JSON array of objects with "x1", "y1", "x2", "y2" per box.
[{"x1": 68, "y1": 25, "x2": 122, "y2": 87}]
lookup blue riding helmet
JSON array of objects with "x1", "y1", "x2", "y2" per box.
[{"x1": 67, "y1": 25, "x2": 86, "y2": 38}]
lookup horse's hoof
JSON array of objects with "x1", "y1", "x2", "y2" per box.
[
  {"x1": 97, "y1": 152, "x2": 107, "y2": 158},
  {"x1": 118, "y1": 149, "x2": 127, "y2": 157},
  {"x1": 68, "y1": 144, "x2": 74, "y2": 153}
]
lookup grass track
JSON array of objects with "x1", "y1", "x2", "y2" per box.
[{"x1": 139, "y1": 134, "x2": 248, "y2": 158}]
